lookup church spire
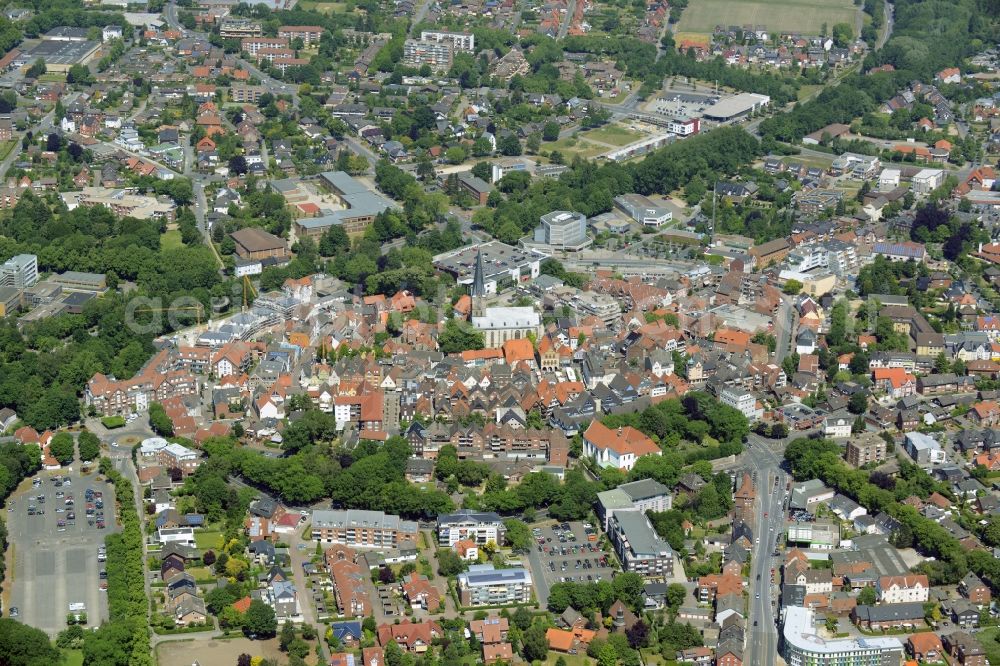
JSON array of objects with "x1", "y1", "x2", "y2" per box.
[{"x1": 471, "y1": 249, "x2": 486, "y2": 317}]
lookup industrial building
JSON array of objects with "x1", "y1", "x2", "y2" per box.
[
  {"x1": 16, "y1": 38, "x2": 100, "y2": 72},
  {"x1": 702, "y1": 92, "x2": 770, "y2": 122}
]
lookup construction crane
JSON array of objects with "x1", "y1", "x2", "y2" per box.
[
  {"x1": 134, "y1": 303, "x2": 205, "y2": 327},
  {"x1": 242, "y1": 275, "x2": 257, "y2": 311}
]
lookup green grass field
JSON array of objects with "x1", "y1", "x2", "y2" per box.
[
  {"x1": 194, "y1": 530, "x2": 223, "y2": 550},
  {"x1": 581, "y1": 124, "x2": 644, "y2": 147},
  {"x1": 101, "y1": 415, "x2": 126, "y2": 429},
  {"x1": 62, "y1": 650, "x2": 84, "y2": 666},
  {"x1": 978, "y1": 627, "x2": 1000, "y2": 666},
  {"x1": 677, "y1": 0, "x2": 857, "y2": 35},
  {"x1": 298, "y1": 0, "x2": 349, "y2": 12},
  {"x1": 547, "y1": 137, "x2": 607, "y2": 160},
  {"x1": 161, "y1": 229, "x2": 183, "y2": 251}
]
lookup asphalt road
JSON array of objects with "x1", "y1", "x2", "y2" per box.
[
  {"x1": 774, "y1": 296, "x2": 796, "y2": 364},
  {"x1": 7, "y1": 469, "x2": 117, "y2": 635},
  {"x1": 743, "y1": 433, "x2": 789, "y2": 666}
]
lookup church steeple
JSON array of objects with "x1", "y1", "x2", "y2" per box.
[{"x1": 471, "y1": 249, "x2": 485, "y2": 317}]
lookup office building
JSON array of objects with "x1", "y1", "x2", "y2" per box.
[
  {"x1": 720, "y1": 387, "x2": 760, "y2": 420},
  {"x1": 457, "y1": 564, "x2": 532, "y2": 606},
  {"x1": 434, "y1": 241, "x2": 543, "y2": 295},
  {"x1": 0, "y1": 254, "x2": 38, "y2": 289},
  {"x1": 783, "y1": 607, "x2": 903, "y2": 666},
  {"x1": 311, "y1": 509, "x2": 418, "y2": 548},
  {"x1": 613, "y1": 194, "x2": 673, "y2": 227},
  {"x1": 534, "y1": 210, "x2": 589, "y2": 250},
  {"x1": 437, "y1": 510, "x2": 506, "y2": 547},
  {"x1": 608, "y1": 511, "x2": 673, "y2": 577}
]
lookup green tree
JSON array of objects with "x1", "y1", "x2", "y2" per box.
[
  {"x1": 438, "y1": 319, "x2": 484, "y2": 353},
  {"x1": 48, "y1": 432, "x2": 75, "y2": 466},
  {"x1": 243, "y1": 600, "x2": 277, "y2": 638},
  {"x1": 504, "y1": 518, "x2": 532, "y2": 552},
  {"x1": 25, "y1": 59, "x2": 45, "y2": 78},
  {"x1": 148, "y1": 403, "x2": 174, "y2": 436},
  {"x1": 77, "y1": 430, "x2": 101, "y2": 461},
  {"x1": 848, "y1": 391, "x2": 869, "y2": 415},
  {"x1": 542, "y1": 122, "x2": 560, "y2": 141},
  {"x1": 521, "y1": 624, "x2": 549, "y2": 662},
  {"x1": 497, "y1": 134, "x2": 522, "y2": 156},
  {"x1": 782, "y1": 279, "x2": 803, "y2": 295},
  {"x1": 436, "y1": 548, "x2": 468, "y2": 576},
  {"x1": 0, "y1": 618, "x2": 60, "y2": 665}
]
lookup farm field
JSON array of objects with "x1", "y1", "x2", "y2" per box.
[{"x1": 677, "y1": 0, "x2": 857, "y2": 36}]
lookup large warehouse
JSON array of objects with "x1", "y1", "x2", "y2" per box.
[
  {"x1": 15, "y1": 38, "x2": 100, "y2": 72},
  {"x1": 702, "y1": 92, "x2": 771, "y2": 122}
]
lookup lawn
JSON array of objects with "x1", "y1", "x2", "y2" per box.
[
  {"x1": 161, "y1": 229, "x2": 183, "y2": 251},
  {"x1": 194, "y1": 530, "x2": 223, "y2": 550},
  {"x1": 797, "y1": 84, "x2": 824, "y2": 101},
  {"x1": 547, "y1": 137, "x2": 610, "y2": 160},
  {"x1": 101, "y1": 415, "x2": 125, "y2": 429},
  {"x1": 677, "y1": 0, "x2": 857, "y2": 35},
  {"x1": 581, "y1": 124, "x2": 644, "y2": 147},
  {"x1": 979, "y1": 626, "x2": 1000, "y2": 666},
  {"x1": 544, "y1": 653, "x2": 594, "y2": 666},
  {"x1": 62, "y1": 650, "x2": 84, "y2": 666}
]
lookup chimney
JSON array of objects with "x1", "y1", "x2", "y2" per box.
[{"x1": 617, "y1": 426, "x2": 622, "y2": 436}]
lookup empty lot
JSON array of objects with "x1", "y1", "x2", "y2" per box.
[
  {"x1": 677, "y1": 0, "x2": 857, "y2": 36},
  {"x1": 6, "y1": 470, "x2": 116, "y2": 635}
]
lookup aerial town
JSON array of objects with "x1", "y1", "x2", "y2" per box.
[{"x1": 0, "y1": 0, "x2": 999, "y2": 665}]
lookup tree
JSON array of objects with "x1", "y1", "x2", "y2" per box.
[
  {"x1": 504, "y1": 518, "x2": 532, "y2": 552},
  {"x1": 436, "y1": 548, "x2": 467, "y2": 576},
  {"x1": 0, "y1": 618, "x2": 60, "y2": 665},
  {"x1": 526, "y1": 133, "x2": 541, "y2": 154},
  {"x1": 0, "y1": 90, "x2": 15, "y2": 114},
  {"x1": 857, "y1": 585, "x2": 877, "y2": 606},
  {"x1": 46, "y1": 133, "x2": 61, "y2": 152},
  {"x1": 521, "y1": 624, "x2": 549, "y2": 662},
  {"x1": 497, "y1": 134, "x2": 522, "y2": 156},
  {"x1": 243, "y1": 600, "x2": 277, "y2": 637},
  {"x1": 782, "y1": 279, "x2": 803, "y2": 295},
  {"x1": 832, "y1": 22, "x2": 853, "y2": 47},
  {"x1": 25, "y1": 59, "x2": 45, "y2": 78},
  {"x1": 665, "y1": 583, "x2": 686, "y2": 614},
  {"x1": 229, "y1": 155, "x2": 248, "y2": 175},
  {"x1": 49, "y1": 432, "x2": 75, "y2": 466},
  {"x1": 445, "y1": 146, "x2": 466, "y2": 164},
  {"x1": 542, "y1": 122, "x2": 560, "y2": 141},
  {"x1": 67, "y1": 64, "x2": 93, "y2": 85},
  {"x1": 280, "y1": 622, "x2": 296, "y2": 651},
  {"x1": 511, "y1": 606, "x2": 533, "y2": 631},
  {"x1": 77, "y1": 430, "x2": 100, "y2": 461},
  {"x1": 148, "y1": 403, "x2": 174, "y2": 437},
  {"x1": 625, "y1": 619, "x2": 649, "y2": 649},
  {"x1": 438, "y1": 319, "x2": 484, "y2": 353},
  {"x1": 848, "y1": 391, "x2": 869, "y2": 415},
  {"x1": 237, "y1": 655, "x2": 252, "y2": 666},
  {"x1": 825, "y1": 615, "x2": 838, "y2": 633}
]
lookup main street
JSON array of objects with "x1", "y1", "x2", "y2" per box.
[{"x1": 743, "y1": 432, "x2": 790, "y2": 666}]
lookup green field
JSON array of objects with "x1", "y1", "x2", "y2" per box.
[
  {"x1": 62, "y1": 650, "x2": 84, "y2": 666},
  {"x1": 194, "y1": 530, "x2": 223, "y2": 550},
  {"x1": 101, "y1": 415, "x2": 126, "y2": 429},
  {"x1": 298, "y1": 0, "x2": 349, "y2": 12},
  {"x1": 581, "y1": 124, "x2": 644, "y2": 147},
  {"x1": 677, "y1": 0, "x2": 857, "y2": 35}
]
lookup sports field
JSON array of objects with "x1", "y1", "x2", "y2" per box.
[{"x1": 677, "y1": 0, "x2": 857, "y2": 36}]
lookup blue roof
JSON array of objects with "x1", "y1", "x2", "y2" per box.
[{"x1": 332, "y1": 620, "x2": 363, "y2": 641}]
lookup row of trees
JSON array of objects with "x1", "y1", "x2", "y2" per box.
[{"x1": 85, "y1": 458, "x2": 151, "y2": 666}]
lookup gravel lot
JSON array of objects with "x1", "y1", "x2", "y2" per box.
[{"x1": 6, "y1": 469, "x2": 117, "y2": 635}]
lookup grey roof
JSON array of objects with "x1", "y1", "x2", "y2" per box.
[
  {"x1": 437, "y1": 509, "x2": 504, "y2": 526},
  {"x1": 613, "y1": 511, "x2": 672, "y2": 557},
  {"x1": 619, "y1": 478, "x2": 670, "y2": 501},
  {"x1": 457, "y1": 563, "x2": 531, "y2": 588},
  {"x1": 312, "y1": 509, "x2": 417, "y2": 533},
  {"x1": 853, "y1": 602, "x2": 925, "y2": 622}
]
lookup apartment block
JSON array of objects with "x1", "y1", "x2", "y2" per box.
[{"x1": 311, "y1": 509, "x2": 418, "y2": 548}]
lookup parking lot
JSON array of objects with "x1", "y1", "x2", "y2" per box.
[
  {"x1": 526, "y1": 521, "x2": 618, "y2": 605},
  {"x1": 6, "y1": 469, "x2": 117, "y2": 635}
]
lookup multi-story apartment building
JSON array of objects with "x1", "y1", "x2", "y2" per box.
[
  {"x1": 437, "y1": 509, "x2": 506, "y2": 547},
  {"x1": 877, "y1": 574, "x2": 929, "y2": 604},
  {"x1": 138, "y1": 437, "x2": 202, "y2": 475},
  {"x1": 846, "y1": 434, "x2": 888, "y2": 468},
  {"x1": 85, "y1": 349, "x2": 200, "y2": 416},
  {"x1": 241, "y1": 37, "x2": 288, "y2": 56},
  {"x1": 456, "y1": 564, "x2": 532, "y2": 606},
  {"x1": 419, "y1": 30, "x2": 475, "y2": 52},
  {"x1": 596, "y1": 479, "x2": 672, "y2": 530},
  {"x1": 278, "y1": 25, "x2": 324, "y2": 46},
  {"x1": 783, "y1": 607, "x2": 903, "y2": 666},
  {"x1": 220, "y1": 18, "x2": 262, "y2": 38},
  {"x1": 310, "y1": 509, "x2": 418, "y2": 547},
  {"x1": 402, "y1": 39, "x2": 453, "y2": 72},
  {"x1": 607, "y1": 511, "x2": 673, "y2": 578}
]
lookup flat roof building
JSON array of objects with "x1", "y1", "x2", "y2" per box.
[
  {"x1": 20, "y1": 38, "x2": 100, "y2": 72},
  {"x1": 608, "y1": 510, "x2": 673, "y2": 578},
  {"x1": 783, "y1": 607, "x2": 903, "y2": 666},
  {"x1": 614, "y1": 194, "x2": 673, "y2": 227},
  {"x1": 295, "y1": 171, "x2": 398, "y2": 238},
  {"x1": 311, "y1": 509, "x2": 418, "y2": 548},
  {"x1": 702, "y1": 93, "x2": 770, "y2": 122},
  {"x1": 0, "y1": 253, "x2": 37, "y2": 289},
  {"x1": 457, "y1": 564, "x2": 532, "y2": 606},
  {"x1": 534, "y1": 210, "x2": 589, "y2": 250},
  {"x1": 434, "y1": 241, "x2": 542, "y2": 295},
  {"x1": 437, "y1": 509, "x2": 506, "y2": 547},
  {"x1": 50, "y1": 271, "x2": 106, "y2": 293}
]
